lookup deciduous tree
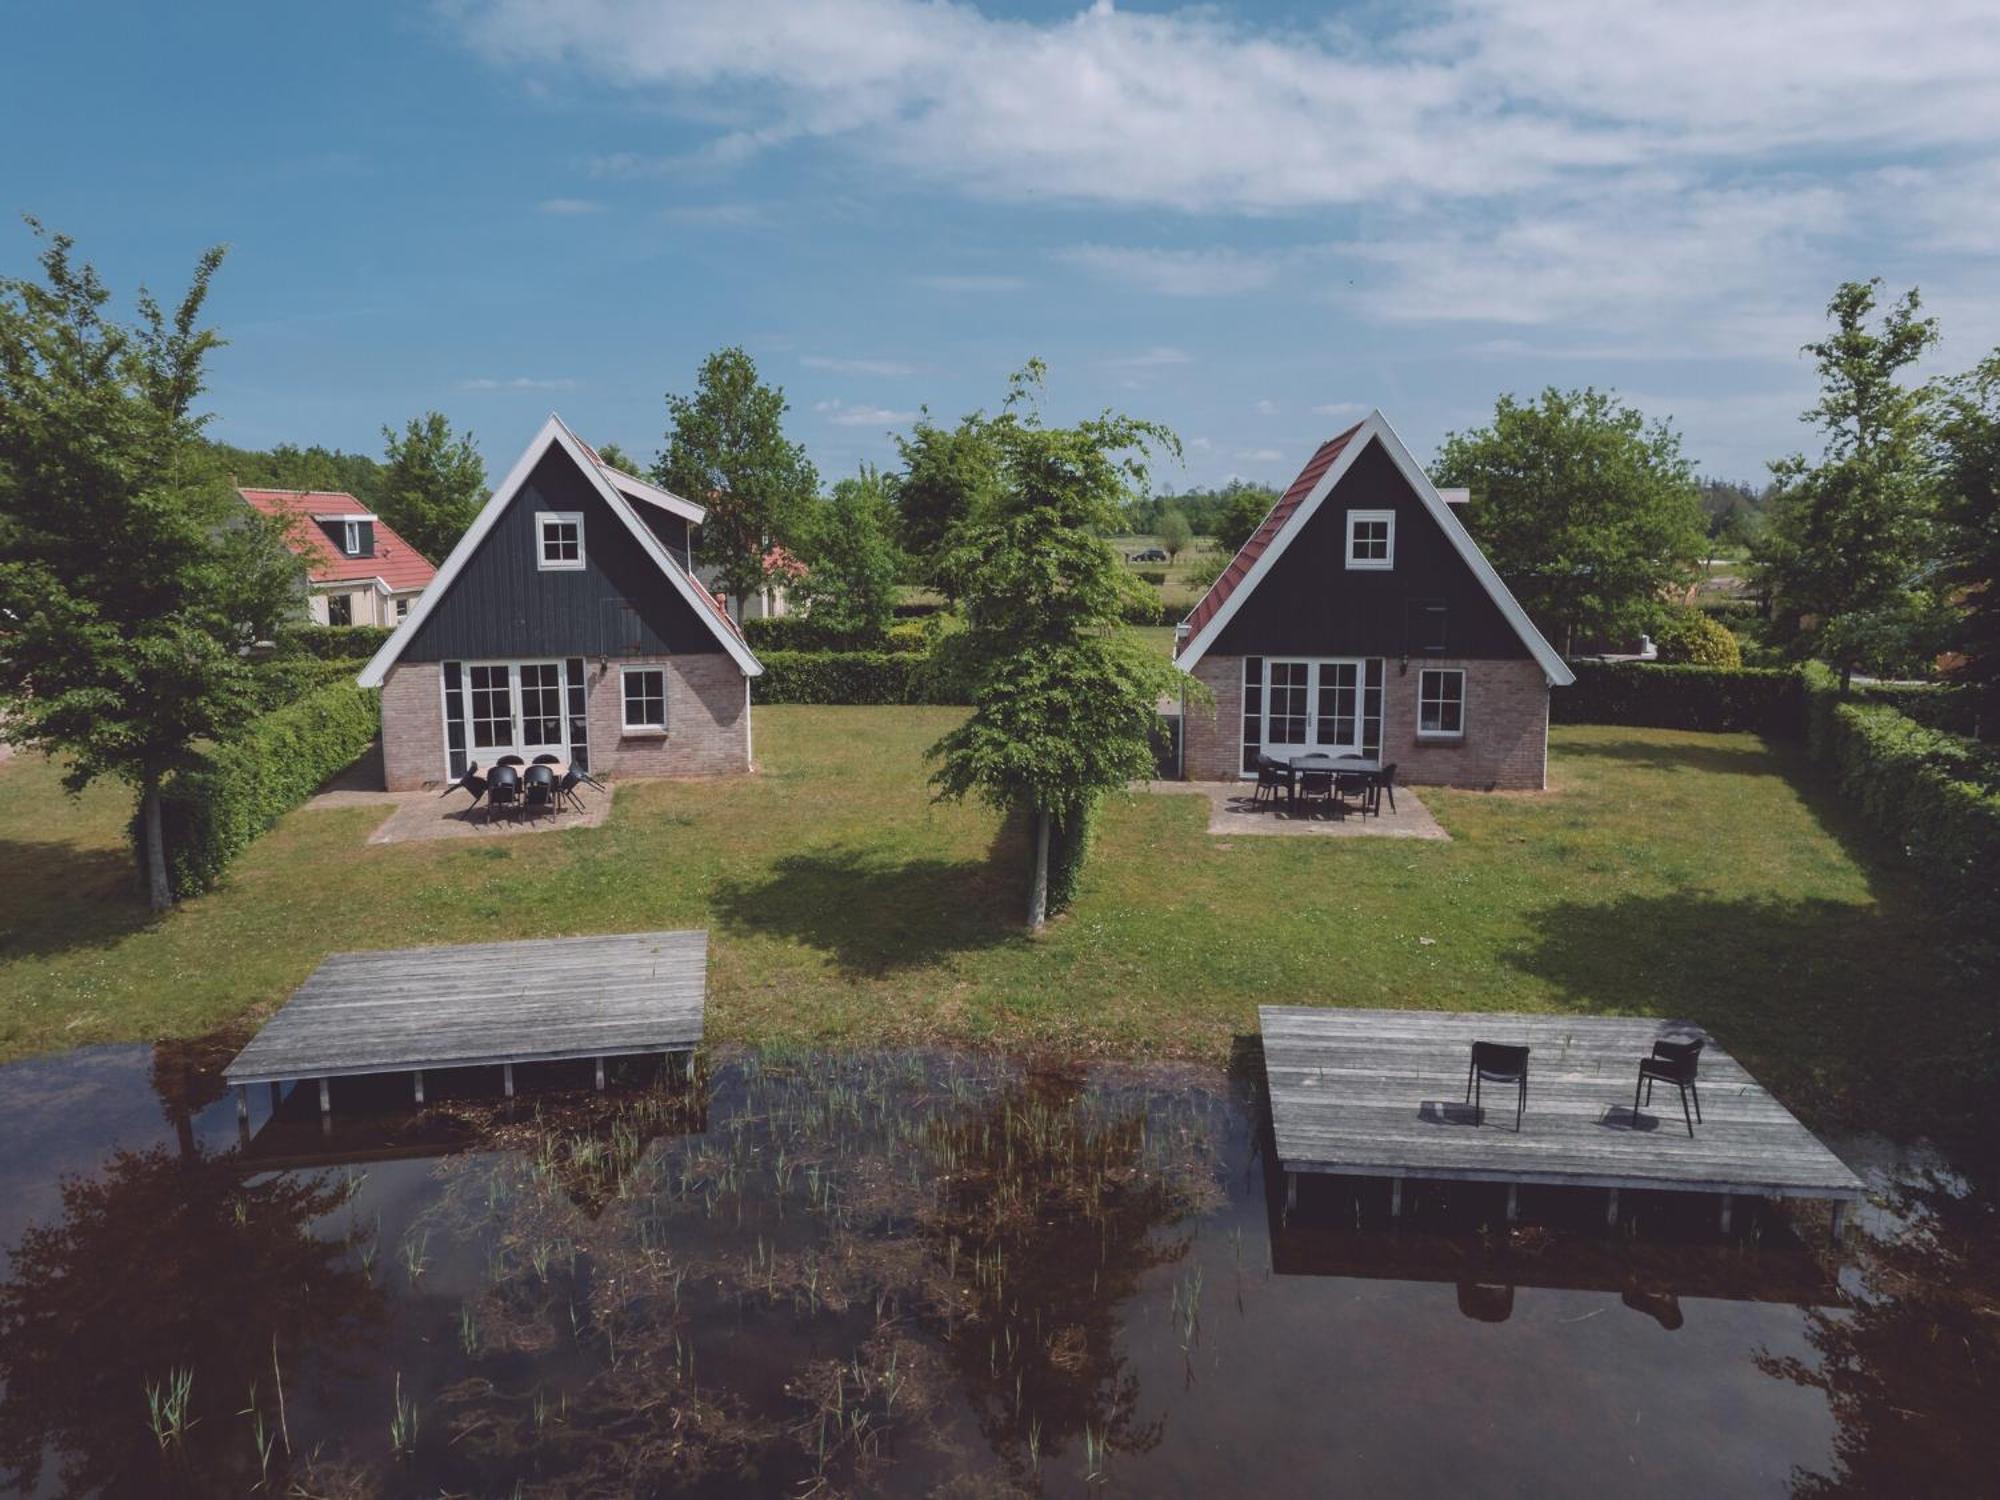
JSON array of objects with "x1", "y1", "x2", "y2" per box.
[
  {"x1": 1434, "y1": 388, "x2": 1706, "y2": 653},
  {"x1": 655, "y1": 347, "x2": 817, "y2": 617},
  {"x1": 928, "y1": 364, "x2": 1186, "y2": 929},
  {"x1": 1156, "y1": 505, "x2": 1192, "y2": 562},
  {"x1": 893, "y1": 410, "x2": 1001, "y2": 596},
  {"x1": 378, "y1": 411, "x2": 485, "y2": 564},
  {"x1": 794, "y1": 465, "x2": 904, "y2": 636},
  {"x1": 0, "y1": 223, "x2": 302, "y2": 910},
  {"x1": 1936, "y1": 352, "x2": 2000, "y2": 728}
]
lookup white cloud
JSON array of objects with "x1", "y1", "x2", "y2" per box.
[
  {"x1": 802, "y1": 355, "x2": 919, "y2": 376},
  {"x1": 1100, "y1": 346, "x2": 1194, "y2": 371},
  {"x1": 1235, "y1": 447, "x2": 1284, "y2": 463},
  {"x1": 815, "y1": 399, "x2": 916, "y2": 427},
  {"x1": 660, "y1": 201, "x2": 774, "y2": 227},
  {"x1": 918, "y1": 273, "x2": 1025, "y2": 293},
  {"x1": 536, "y1": 196, "x2": 604, "y2": 215},
  {"x1": 1054, "y1": 244, "x2": 1284, "y2": 297},
  {"x1": 1312, "y1": 401, "x2": 1368, "y2": 417},
  {"x1": 459, "y1": 376, "x2": 579, "y2": 391},
  {"x1": 1252, "y1": 398, "x2": 1279, "y2": 416}
]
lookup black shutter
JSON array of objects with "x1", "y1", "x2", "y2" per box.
[
  {"x1": 442, "y1": 661, "x2": 467, "y2": 779},
  {"x1": 566, "y1": 657, "x2": 590, "y2": 772}
]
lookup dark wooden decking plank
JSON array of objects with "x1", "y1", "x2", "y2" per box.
[{"x1": 1259, "y1": 1005, "x2": 1863, "y2": 1201}]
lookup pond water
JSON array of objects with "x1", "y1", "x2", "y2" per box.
[{"x1": 0, "y1": 1038, "x2": 1993, "y2": 1498}]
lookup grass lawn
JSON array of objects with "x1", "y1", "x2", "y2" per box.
[{"x1": 0, "y1": 711, "x2": 1985, "y2": 1133}]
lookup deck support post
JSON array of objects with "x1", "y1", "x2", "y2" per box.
[
  {"x1": 413, "y1": 1070, "x2": 425, "y2": 1106},
  {"x1": 1390, "y1": 1178, "x2": 1403, "y2": 1219},
  {"x1": 595, "y1": 1057, "x2": 606, "y2": 1092},
  {"x1": 1286, "y1": 1172, "x2": 1298, "y2": 1215},
  {"x1": 1605, "y1": 1189, "x2": 1619, "y2": 1229},
  {"x1": 236, "y1": 1085, "x2": 249, "y2": 1124},
  {"x1": 1719, "y1": 1194, "x2": 1732, "y2": 1234},
  {"x1": 318, "y1": 1077, "x2": 331, "y2": 1116},
  {"x1": 269, "y1": 1081, "x2": 282, "y2": 1114},
  {"x1": 1829, "y1": 1200, "x2": 1848, "y2": 1242},
  {"x1": 503, "y1": 1063, "x2": 515, "y2": 1099},
  {"x1": 1505, "y1": 1184, "x2": 1519, "y2": 1224}
]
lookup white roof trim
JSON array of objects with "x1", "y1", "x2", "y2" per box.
[
  {"x1": 1175, "y1": 410, "x2": 1574, "y2": 686},
  {"x1": 600, "y1": 467, "x2": 707, "y2": 525},
  {"x1": 312, "y1": 511, "x2": 379, "y2": 524},
  {"x1": 357, "y1": 414, "x2": 761, "y2": 688}
]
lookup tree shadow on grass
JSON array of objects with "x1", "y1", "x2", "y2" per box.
[
  {"x1": 1505, "y1": 888, "x2": 1992, "y2": 1137},
  {"x1": 1554, "y1": 735, "x2": 1787, "y2": 780},
  {"x1": 711, "y1": 816, "x2": 1031, "y2": 976},
  {"x1": 0, "y1": 836, "x2": 157, "y2": 961}
]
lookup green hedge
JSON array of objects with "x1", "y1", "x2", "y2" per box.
[
  {"x1": 1802, "y1": 663, "x2": 2000, "y2": 930},
  {"x1": 247, "y1": 655, "x2": 361, "y2": 712},
  {"x1": 1853, "y1": 681, "x2": 1982, "y2": 737},
  {"x1": 278, "y1": 624, "x2": 395, "y2": 660},
  {"x1": 752, "y1": 650, "x2": 966, "y2": 705},
  {"x1": 742, "y1": 616, "x2": 926, "y2": 654},
  {"x1": 1119, "y1": 596, "x2": 1186, "y2": 627},
  {"x1": 1132, "y1": 568, "x2": 1168, "y2": 586},
  {"x1": 1554, "y1": 661, "x2": 1803, "y2": 735},
  {"x1": 143, "y1": 679, "x2": 381, "y2": 899}
]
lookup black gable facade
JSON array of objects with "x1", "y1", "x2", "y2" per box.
[
  {"x1": 1210, "y1": 438, "x2": 1526, "y2": 662},
  {"x1": 400, "y1": 447, "x2": 722, "y2": 662}
]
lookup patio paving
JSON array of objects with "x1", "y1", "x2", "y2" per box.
[
  {"x1": 1143, "y1": 780, "x2": 1450, "y2": 840},
  {"x1": 302, "y1": 745, "x2": 615, "y2": 844}
]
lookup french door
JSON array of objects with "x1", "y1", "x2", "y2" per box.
[
  {"x1": 462, "y1": 661, "x2": 569, "y2": 764},
  {"x1": 1243, "y1": 657, "x2": 1384, "y2": 772}
]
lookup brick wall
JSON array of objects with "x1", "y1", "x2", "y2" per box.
[
  {"x1": 378, "y1": 654, "x2": 752, "y2": 789},
  {"x1": 1178, "y1": 653, "x2": 1550, "y2": 790}
]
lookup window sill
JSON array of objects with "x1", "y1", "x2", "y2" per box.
[
  {"x1": 537, "y1": 561, "x2": 586, "y2": 573},
  {"x1": 1416, "y1": 732, "x2": 1465, "y2": 743},
  {"x1": 620, "y1": 726, "x2": 669, "y2": 739}
]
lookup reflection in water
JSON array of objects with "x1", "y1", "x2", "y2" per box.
[{"x1": 0, "y1": 1040, "x2": 1993, "y2": 1496}]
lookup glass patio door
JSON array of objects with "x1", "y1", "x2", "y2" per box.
[
  {"x1": 1260, "y1": 658, "x2": 1379, "y2": 758},
  {"x1": 462, "y1": 661, "x2": 567, "y2": 762}
]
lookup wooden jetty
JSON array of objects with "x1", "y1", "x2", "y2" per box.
[
  {"x1": 1259, "y1": 1006, "x2": 1864, "y2": 1235},
  {"x1": 224, "y1": 931, "x2": 706, "y2": 1117}
]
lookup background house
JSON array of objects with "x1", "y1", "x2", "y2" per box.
[
  {"x1": 357, "y1": 417, "x2": 762, "y2": 789},
  {"x1": 240, "y1": 488, "x2": 436, "y2": 627},
  {"x1": 1174, "y1": 411, "x2": 1575, "y2": 791}
]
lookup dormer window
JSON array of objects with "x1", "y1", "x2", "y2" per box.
[
  {"x1": 342, "y1": 520, "x2": 362, "y2": 556},
  {"x1": 1346, "y1": 510, "x2": 1394, "y2": 569},
  {"x1": 538, "y1": 512, "x2": 584, "y2": 571}
]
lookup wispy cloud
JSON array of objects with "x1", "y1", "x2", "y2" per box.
[
  {"x1": 1252, "y1": 398, "x2": 1279, "y2": 416},
  {"x1": 1100, "y1": 346, "x2": 1194, "y2": 371},
  {"x1": 459, "y1": 376, "x2": 579, "y2": 391},
  {"x1": 1312, "y1": 401, "x2": 1369, "y2": 417},
  {"x1": 1054, "y1": 243, "x2": 1285, "y2": 297},
  {"x1": 536, "y1": 196, "x2": 604, "y2": 215},
  {"x1": 815, "y1": 399, "x2": 916, "y2": 427},
  {"x1": 802, "y1": 355, "x2": 919, "y2": 376},
  {"x1": 1234, "y1": 448, "x2": 1285, "y2": 463},
  {"x1": 661, "y1": 201, "x2": 774, "y2": 228},
  {"x1": 918, "y1": 273, "x2": 1025, "y2": 293}
]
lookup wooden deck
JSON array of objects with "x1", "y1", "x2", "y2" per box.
[
  {"x1": 1260, "y1": 1006, "x2": 1863, "y2": 1212},
  {"x1": 224, "y1": 931, "x2": 706, "y2": 1109}
]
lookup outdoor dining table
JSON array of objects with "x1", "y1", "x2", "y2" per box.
[{"x1": 1269, "y1": 751, "x2": 1383, "y2": 814}]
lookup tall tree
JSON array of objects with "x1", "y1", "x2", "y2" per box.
[
  {"x1": 1212, "y1": 481, "x2": 1278, "y2": 554},
  {"x1": 1434, "y1": 388, "x2": 1706, "y2": 653},
  {"x1": 654, "y1": 347, "x2": 817, "y2": 616},
  {"x1": 212, "y1": 439, "x2": 385, "y2": 510},
  {"x1": 591, "y1": 439, "x2": 639, "y2": 473},
  {"x1": 794, "y1": 465, "x2": 905, "y2": 636},
  {"x1": 1937, "y1": 352, "x2": 2000, "y2": 730},
  {"x1": 893, "y1": 410, "x2": 1001, "y2": 595},
  {"x1": 0, "y1": 224, "x2": 302, "y2": 910},
  {"x1": 378, "y1": 411, "x2": 485, "y2": 564},
  {"x1": 1755, "y1": 280, "x2": 1942, "y2": 684},
  {"x1": 929, "y1": 364, "x2": 1186, "y2": 930},
  {"x1": 1156, "y1": 505, "x2": 1192, "y2": 562}
]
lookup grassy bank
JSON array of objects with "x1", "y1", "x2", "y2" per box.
[{"x1": 0, "y1": 710, "x2": 1987, "y2": 1132}]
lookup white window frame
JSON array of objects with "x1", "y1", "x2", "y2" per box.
[
  {"x1": 456, "y1": 659, "x2": 572, "y2": 763},
  {"x1": 1251, "y1": 656, "x2": 1383, "y2": 766},
  {"x1": 620, "y1": 666, "x2": 668, "y2": 736},
  {"x1": 341, "y1": 519, "x2": 362, "y2": 556},
  {"x1": 1417, "y1": 667, "x2": 1467, "y2": 740},
  {"x1": 394, "y1": 596, "x2": 411, "y2": 621},
  {"x1": 1345, "y1": 509, "x2": 1394, "y2": 570},
  {"x1": 537, "y1": 511, "x2": 585, "y2": 572}
]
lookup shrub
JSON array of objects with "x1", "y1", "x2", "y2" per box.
[
  {"x1": 892, "y1": 601, "x2": 946, "y2": 620},
  {"x1": 1132, "y1": 569, "x2": 1168, "y2": 586},
  {"x1": 1853, "y1": 681, "x2": 1982, "y2": 737},
  {"x1": 1554, "y1": 661, "x2": 1802, "y2": 734},
  {"x1": 751, "y1": 650, "x2": 967, "y2": 705},
  {"x1": 1801, "y1": 662, "x2": 2000, "y2": 930},
  {"x1": 247, "y1": 655, "x2": 361, "y2": 712},
  {"x1": 277, "y1": 624, "x2": 395, "y2": 660},
  {"x1": 742, "y1": 616, "x2": 918, "y2": 653},
  {"x1": 1653, "y1": 608, "x2": 1743, "y2": 668},
  {"x1": 1045, "y1": 795, "x2": 1099, "y2": 917},
  {"x1": 1119, "y1": 596, "x2": 1185, "y2": 627},
  {"x1": 143, "y1": 679, "x2": 381, "y2": 899}
]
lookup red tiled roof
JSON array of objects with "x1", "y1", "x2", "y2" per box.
[
  {"x1": 1176, "y1": 422, "x2": 1364, "y2": 657},
  {"x1": 239, "y1": 489, "x2": 437, "y2": 591}
]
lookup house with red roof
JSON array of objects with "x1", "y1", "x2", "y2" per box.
[
  {"x1": 357, "y1": 416, "x2": 761, "y2": 789},
  {"x1": 240, "y1": 488, "x2": 438, "y2": 628},
  {"x1": 1174, "y1": 410, "x2": 1574, "y2": 791}
]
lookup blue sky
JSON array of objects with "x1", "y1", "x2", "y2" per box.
[{"x1": 4, "y1": 0, "x2": 1996, "y2": 493}]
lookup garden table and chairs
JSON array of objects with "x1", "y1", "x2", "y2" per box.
[{"x1": 1257, "y1": 752, "x2": 1397, "y2": 818}]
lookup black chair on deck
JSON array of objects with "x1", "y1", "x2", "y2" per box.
[
  {"x1": 1635, "y1": 1037, "x2": 1704, "y2": 1137},
  {"x1": 556, "y1": 766, "x2": 588, "y2": 813},
  {"x1": 440, "y1": 762, "x2": 486, "y2": 812},
  {"x1": 496, "y1": 754, "x2": 525, "y2": 768},
  {"x1": 1374, "y1": 762, "x2": 1398, "y2": 815},
  {"x1": 1297, "y1": 767, "x2": 1337, "y2": 816},
  {"x1": 1252, "y1": 756, "x2": 1282, "y2": 806},
  {"x1": 1466, "y1": 1042, "x2": 1530, "y2": 1131},
  {"x1": 1335, "y1": 765, "x2": 1372, "y2": 813},
  {"x1": 522, "y1": 762, "x2": 557, "y2": 817},
  {"x1": 531, "y1": 753, "x2": 561, "y2": 766},
  {"x1": 486, "y1": 764, "x2": 521, "y2": 821}
]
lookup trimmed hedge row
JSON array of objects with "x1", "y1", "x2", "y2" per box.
[
  {"x1": 146, "y1": 679, "x2": 382, "y2": 899},
  {"x1": 1120, "y1": 596, "x2": 1187, "y2": 627},
  {"x1": 741, "y1": 616, "x2": 927, "y2": 654},
  {"x1": 751, "y1": 650, "x2": 968, "y2": 706},
  {"x1": 1553, "y1": 660, "x2": 1803, "y2": 735},
  {"x1": 1802, "y1": 663, "x2": 2000, "y2": 930},
  {"x1": 1853, "y1": 681, "x2": 1982, "y2": 737},
  {"x1": 248, "y1": 655, "x2": 362, "y2": 713},
  {"x1": 278, "y1": 624, "x2": 395, "y2": 660}
]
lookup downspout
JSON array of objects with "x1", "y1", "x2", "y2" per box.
[{"x1": 1174, "y1": 622, "x2": 1191, "y2": 781}]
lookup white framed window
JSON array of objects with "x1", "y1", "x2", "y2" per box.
[
  {"x1": 326, "y1": 593, "x2": 352, "y2": 627},
  {"x1": 341, "y1": 519, "x2": 362, "y2": 556},
  {"x1": 1418, "y1": 668, "x2": 1466, "y2": 739},
  {"x1": 461, "y1": 660, "x2": 571, "y2": 756},
  {"x1": 537, "y1": 512, "x2": 584, "y2": 571},
  {"x1": 1346, "y1": 509, "x2": 1394, "y2": 569},
  {"x1": 621, "y1": 667, "x2": 667, "y2": 733},
  {"x1": 394, "y1": 596, "x2": 411, "y2": 621},
  {"x1": 1245, "y1": 657, "x2": 1385, "y2": 771}
]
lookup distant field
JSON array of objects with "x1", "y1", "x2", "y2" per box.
[{"x1": 1107, "y1": 533, "x2": 1224, "y2": 608}]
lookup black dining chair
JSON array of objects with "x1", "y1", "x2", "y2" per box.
[
  {"x1": 1335, "y1": 765, "x2": 1372, "y2": 812},
  {"x1": 1374, "y1": 762, "x2": 1398, "y2": 815},
  {"x1": 496, "y1": 754, "x2": 525, "y2": 768},
  {"x1": 522, "y1": 762, "x2": 557, "y2": 817},
  {"x1": 1252, "y1": 756, "x2": 1282, "y2": 806},
  {"x1": 1297, "y1": 767, "x2": 1336, "y2": 816},
  {"x1": 531, "y1": 753, "x2": 561, "y2": 766},
  {"x1": 439, "y1": 762, "x2": 486, "y2": 810},
  {"x1": 1634, "y1": 1037, "x2": 1705, "y2": 1137},
  {"x1": 556, "y1": 766, "x2": 588, "y2": 813},
  {"x1": 486, "y1": 764, "x2": 521, "y2": 821},
  {"x1": 1466, "y1": 1042, "x2": 1530, "y2": 1131}
]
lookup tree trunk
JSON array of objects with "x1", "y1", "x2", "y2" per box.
[
  {"x1": 142, "y1": 781, "x2": 173, "y2": 912},
  {"x1": 1027, "y1": 807, "x2": 1050, "y2": 932},
  {"x1": 1839, "y1": 663, "x2": 1854, "y2": 694}
]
